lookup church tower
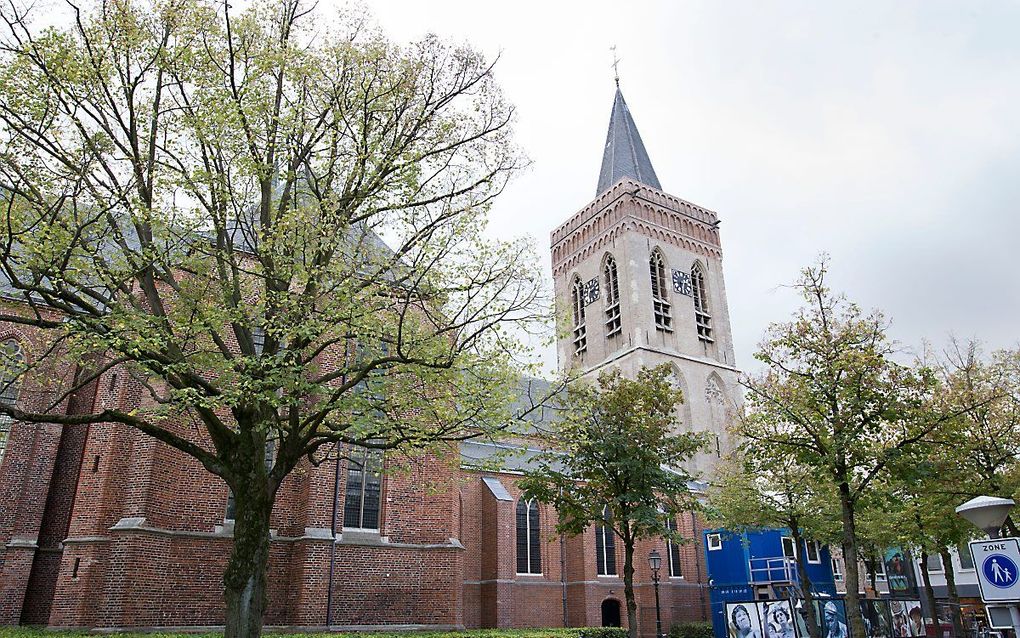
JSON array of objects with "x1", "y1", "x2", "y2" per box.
[{"x1": 551, "y1": 86, "x2": 741, "y2": 476}]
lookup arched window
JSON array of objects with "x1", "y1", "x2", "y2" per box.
[
  {"x1": 649, "y1": 250, "x2": 672, "y2": 331},
  {"x1": 343, "y1": 446, "x2": 383, "y2": 530},
  {"x1": 595, "y1": 506, "x2": 617, "y2": 575},
  {"x1": 571, "y1": 276, "x2": 587, "y2": 355},
  {"x1": 516, "y1": 498, "x2": 542, "y2": 574},
  {"x1": 691, "y1": 263, "x2": 712, "y2": 341},
  {"x1": 666, "y1": 516, "x2": 682, "y2": 577},
  {"x1": 0, "y1": 339, "x2": 25, "y2": 467},
  {"x1": 603, "y1": 254, "x2": 621, "y2": 337}
]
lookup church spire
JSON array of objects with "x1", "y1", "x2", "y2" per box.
[{"x1": 596, "y1": 87, "x2": 662, "y2": 196}]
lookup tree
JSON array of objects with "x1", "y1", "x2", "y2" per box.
[
  {"x1": 709, "y1": 451, "x2": 838, "y2": 638},
  {"x1": 741, "y1": 259, "x2": 949, "y2": 638},
  {"x1": 519, "y1": 365, "x2": 706, "y2": 638},
  {"x1": 0, "y1": 1, "x2": 546, "y2": 636}
]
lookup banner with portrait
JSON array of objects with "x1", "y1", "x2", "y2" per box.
[
  {"x1": 727, "y1": 602, "x2": 765, "y2": 638},
  {"x1": 761, "y1": 600, "x2": 797, "y2": 638},
  {"x1": 889, "y1": 600, "x2": 925, "y2": 637},
  {"x1": 883, "y1": 548, "x2": 918, "y2": 595},
  {"x1": 860, "y1": 599, "x2": 894, "y2": 638},
  {"x1": 814, "y1": 600, "x2": 849, "y2": 638}
]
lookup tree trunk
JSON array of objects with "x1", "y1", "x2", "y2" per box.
[
  {"x1": 920, "y1": 551, "x2": 939, "y2": 638},
  {"x1": 864, "y1": 550, "x2": 878, "y2": 594},
  {"x1": 789, "y1": 519, "x2": 822, "y2": 638},
  {"x1": 224, "y1": 473, "x2": 274, "y2": 638},
  {"x1": 623, "y1": 533, "x2": 638, "y2": 638},
  {"x1": 940, "y1": 547, "x2": 964, "y2": 638},
  {"x1": 839, "y1": 483, "x2": 868, "y2": 638}
]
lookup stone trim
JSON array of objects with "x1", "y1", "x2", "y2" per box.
[
  {"x1": 91, "y1": 518, "x2": 464, "y2": 550},
  {"x1": 85, "y1": 623, "x2": 465, "y2": 633},
  {"x1": 5, "y1": 537, "x2": 39, "y2": 549},
  {"x1": 582, "y1": 344, "x2": 740, "y2": 377}
]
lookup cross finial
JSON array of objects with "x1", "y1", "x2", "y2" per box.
[{"x1": 610, "y1": 45, "x2": 621, "y2": 87}]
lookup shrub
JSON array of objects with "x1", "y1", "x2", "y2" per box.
[
  {"x1": 670, "y1": 621, "x2": 715, "y2": 638},
  {"x1": 578, "y1": 628, "x2": 629, "y2": 638}
]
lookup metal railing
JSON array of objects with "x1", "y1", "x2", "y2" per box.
[{"x1": 749, "y1": 556, "x2": 799, "y2": 584}]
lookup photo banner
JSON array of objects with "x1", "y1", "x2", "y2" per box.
[
  {"x1": 761, "y1": 600, "x2": 797, "y2": 638},
  {"x1": 889, "y1": 599, "x2": 924, "y2": 637},
  {"x1": 815, "y1": 599, "x2": 849, "y2": 638},
  {"x1": 884, "y1": 548, "x2": 918, "y2": 595},
  {"x1": 727, "y1": 602, "x2": 765, "y2": 638}
]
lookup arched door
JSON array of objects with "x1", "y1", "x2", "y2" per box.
[{"x1": 601, "y1": 598, "x2": 622, "y2": 627}]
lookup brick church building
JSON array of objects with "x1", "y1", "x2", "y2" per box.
[{"x1": 0, "y1": 85, "x2": 741, "y2": 633}]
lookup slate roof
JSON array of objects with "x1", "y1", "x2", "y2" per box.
[{"x1": 596, "y1": 87, "x2": 662, "y2": 196}]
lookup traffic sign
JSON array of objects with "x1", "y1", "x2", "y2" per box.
[{"x1": 970, "y1": 538, "x2": 1020, "y2": 603}]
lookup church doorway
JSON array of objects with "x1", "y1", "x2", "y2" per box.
[{"x1": 601, "y1": 598, "x2": 622, "y2": 627}]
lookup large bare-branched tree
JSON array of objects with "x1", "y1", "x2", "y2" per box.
[{"x1": 0, "y1": 1, "x2": 547, "y2": 635}]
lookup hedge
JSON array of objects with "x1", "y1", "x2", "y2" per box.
[{"x1": 0, "y1": 627, "x2": 629, "y2": 638}]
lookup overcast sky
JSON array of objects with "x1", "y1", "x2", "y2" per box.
[{"x1": 370, "y1": 0, "x2": 1020, "y2": 373}]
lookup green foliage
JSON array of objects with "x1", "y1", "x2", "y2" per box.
[
  {"x1": 740, "y1": 257, "x2": 951, "y2": 638},
  {"x1": 520, "y1": 364, "x2": 705, "y2": 638},
  {"x1": 0, "y1": 629, "x2": 605, "y2": 638},
  {"x1": 0, "y1": 1, "x2": 549, "y2": 635},
  {"x1": 520, "y1": 365, "x2": 706, "y2": 540},
  {"x1": 669, "y1": 621, "x2": 714, "y2": 638},
  {"x1": 577, "y1": 628, "x2": 629, "y2": 638}
]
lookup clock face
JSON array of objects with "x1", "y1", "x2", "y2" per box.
[
  {"x1": 584, "y1": 278, "x2": 600, "y2": 305},
  {"x1": 672, "y1": 269, "x2": 692, "y2": 296}
]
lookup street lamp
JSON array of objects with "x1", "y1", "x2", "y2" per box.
[
  {"x1": 956, "y1": 496, "x2": 1016, "y2": 539},
  {"x1": 649, "y1": 550, "x2": 663, "y2": 638}
]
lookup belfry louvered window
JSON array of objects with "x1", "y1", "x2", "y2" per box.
[
  {"x1": 516, "y1": 498, "x2": 542, "y2": 574},
  {"x1": 0, "y1": 339, "x2": 24, "y2": 468},
  {"x1": 571, "y1": 276, "x2": 587, "y2": 355},
  {"x1": 666, "y1": 516, "x2": 682, "y2": 577},
  {"x1": 691, "y1": 263, "x2": 713, "y2": 341},
  {"x1": 649, "y1": 250, "x2": 672, "y2": 331},
  {"x1": 603, "y1": 255, "x2": 621, "y2": 337},
  {"x1": 595, "y1": 506, "x2": 617, "y2": 575},
  {"x1": 343, "y1": 446, "x2": 383, "y2": 530}
]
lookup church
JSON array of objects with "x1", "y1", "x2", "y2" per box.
[{"x1": 0, "y1": 84, "x2": 742, "y2": 633}]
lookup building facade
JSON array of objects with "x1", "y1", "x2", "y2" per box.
[{"x1": 0, "y1": 86, "x2": 740, "y2": 632}]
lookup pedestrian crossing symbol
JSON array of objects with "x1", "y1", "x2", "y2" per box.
[
  {"x1": 971, "y1": 538, "x2": 1020, "y2": 603},
  {"x1": 984, "y1": 555, "x2": 1019, "y2": 589}
]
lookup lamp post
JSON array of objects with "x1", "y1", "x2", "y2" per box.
[
  {"x1": 956, "y1": 496, "x2": 1016, "y2": 539},
  {"x1": 649, "y1": 549, "x2": 663, "y2": 638}
]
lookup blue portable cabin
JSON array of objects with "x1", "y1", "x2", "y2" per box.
[{"x1": 704, "y1": 527, "x2": 839, "y2": 638}]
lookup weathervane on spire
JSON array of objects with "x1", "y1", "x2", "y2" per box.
[{"x1": 610, "y1": 45, "x2": 621, "y2": 87}]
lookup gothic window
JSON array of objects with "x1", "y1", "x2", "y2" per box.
[
  {"x1": 649, "y1": 250, "x2": 672, "y2": 331},
  {"x1": 0, "y1": 339, "x2": 25, "y2": 468},
  {"x1": 595, "y1": 506, "x2": 617, "y2": 575},
  {"x1": 516, "y1": 498, "x2": 542, "y2": 574},
  {"x1": 603, "y1": 254, "x2": 621, "y2": 337},
  {"x1": 343, "y1": 446, "x2": 383, "y2": 530},
  {"x1": 666, "y1": 516, "x2": 682, "y2": 577},
  {"x1": 571, "y1": 276, "x2": 587, "y2": 355},
  {"x1": 691, "y1": 263, "x2": 713, "y2": 341},
  {"x1": 252, "y1": 326, "x2": 266, "y2": 356}
]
